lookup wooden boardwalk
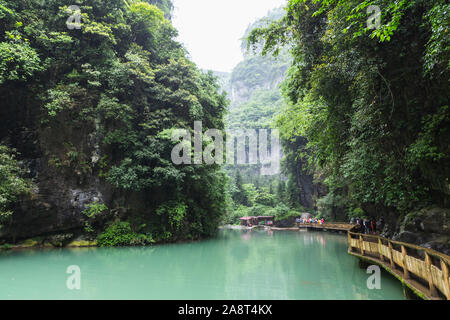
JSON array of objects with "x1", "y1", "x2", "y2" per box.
[
  {"x1": 298, "y1": 223, "x2": 450, "y2": 300},
  {"x1": 348, "y1": 229, "x2": 450, "y2": 300},
  {"x1": 298, "y1": 223, "x2": 353, "y2": 232}
]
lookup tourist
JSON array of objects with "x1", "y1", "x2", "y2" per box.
[
  {"x1": 364, "y1": 219, "x2": 370, "y2": 234},
  {"x1": 378, "y1": 217, "x2": 385, "y2": 232}
]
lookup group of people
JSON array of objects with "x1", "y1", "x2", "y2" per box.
[
  {"x1": 298, "y1": 218, "x2": 325, "y2": 225},
  {"x1": 350, "y1": 217, "x2": 380, "y2": 235}
]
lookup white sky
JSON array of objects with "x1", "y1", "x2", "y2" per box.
[{"x1": 172, "y1": 0, "x2": 287, "y2": 73}]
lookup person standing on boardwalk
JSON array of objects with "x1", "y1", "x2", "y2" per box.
[{"x1": 370, "y1": 219, "x2": 376, "y2": 234}]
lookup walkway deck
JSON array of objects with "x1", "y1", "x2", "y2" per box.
[
  {"x1": 298, "y1": 223, "x2": 353, "y2": 232},
  {"x1": 348, "y1": 230, "x2": 450, "y2": 300}
]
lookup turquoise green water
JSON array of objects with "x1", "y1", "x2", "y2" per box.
[{"x1": 0, "y1": 229, "x2": 405, "y2": 300}]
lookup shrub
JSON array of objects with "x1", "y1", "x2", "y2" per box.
[
  {"x1": 83, "y1": 202, "x2": 108, "y2": 218},
  {"x1": 97, "y1": 221, "x2": 154, "y2": 247}
]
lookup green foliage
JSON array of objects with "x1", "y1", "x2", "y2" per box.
[
  {"x1": 227, "y1": 88, "x2": 284, "y2": 129},
  {"x1": 223, "y1": 9, "x2": 295, "y2": 223},
  {"x1": 0, "y1": 39, "x2": 43, "y2": 84},
  {"x1": 231, "y1": 171, "x2": 250, "y2": 206},
  {"x1": 424, "y1": 3, "x2": 450, "y2": 74},
  {"x1": 250, "y1": 0, "x2": 450, "y2": 217},
  {"x1": 254, "y1": 189, "x2": 275, "y2": 207},
  {"x1": 83, "y1": 202, "x2": 108, "y2": 218},
  {"x1": 316, "y1": 191, "x2": 348, "y2": 221},
  {"x1": 0, "y1": 243, "x2": 13, "y2": 250},
  {"x1": 97, "y1": 221, "x2": 154, "y2": 247},
  {"x1": 222, "y1": 205, "x2": 250, "y2": 225},
  {"x1": 276, "y1": 180, "x2": 286, "y2": 202},
  {"x1": 231, "y1": 55, "x2": 290, "y2": 91},
  {"x1": 0, "y1": 146, "x2": 31, "y2": 224},
  {"x1": 84, "y1": 222, "x2": 94, "y2": 234},
  {"x1": 156, "y1": 201, "x2": 187, "y2": 232},
  {"x1": 0, "y1": 0, "x2": 228, "y2": 243},
  {"x1": 348, "y1": 207, "x2": 365, "y2": 220},
  {"x1": 44, "y1": 86, "x2": 72, "y2": 117}
]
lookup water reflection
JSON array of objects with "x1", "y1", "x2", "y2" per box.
[{"x1": 0, "y1": 229, "x2": 405, "y2": 300}]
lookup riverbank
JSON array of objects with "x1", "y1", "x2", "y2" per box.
[
  {"x1": 0, "y1": 238, "x2": 99, "y2": 251},
  {"x1": 2, "y1": 225, "x2": 262, "y2": 251},
  {"x1": 2, "y1": 227, "x2": 247, "y2": 252}
]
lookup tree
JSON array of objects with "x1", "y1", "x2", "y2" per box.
[
  {"x1": 232, "y1": 170, "x2": 250, "y2": 207},
  {"x1": 0, "y1": 0, "x2": 228, "y2": 243},
  {"x1": 276, "y1": 180, "x2": 286, "y2": 203},
  {"x1": 249, "y1": 0, "x2": 450, "y2": 217}
]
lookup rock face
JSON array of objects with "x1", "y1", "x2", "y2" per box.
[
  {"x1": 295, "y1": 167, "x2": 327, "y2": 210},
  {"x1": 394, "y1": 207, "x2": 450, "y2": 255},
  {"x1": 0, "y1": 113, "x2": 114, "y2": 243},
  {"x1": 274, "y1": 217, "x2": 297, "y2": 228},
  {"x1": 230, "y1": 75, "x2": 285, "y2": 108},
  {"x1": 291, "y1": 138, "x2": 327, "y2": 210},
  {"x1": 361, "y1": 204, "x2": 450, "y2": 254}
]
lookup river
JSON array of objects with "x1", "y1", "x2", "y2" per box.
[{"x1": 0, "y1": 228, "x2": 405, "y2": 299}]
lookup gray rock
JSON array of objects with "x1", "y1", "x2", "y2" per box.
[
  {"x1": 275, "y1": 217, "x2": 297, "y2": 228},
  {"x1": 394, "y1": 231, "x2": 420, "y2": 244},
  {"x1": 397, "y1": 207, "x2": 450, "y2": 254}
]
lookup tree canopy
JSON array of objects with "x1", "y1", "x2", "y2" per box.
[
  {"x1": 248, "y1": 0, "x2": 449, "y2": 219},
  {"x1": 0, "y1": 0, "x2": 228, "y2": 243}
]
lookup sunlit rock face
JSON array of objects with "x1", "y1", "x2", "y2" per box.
[{"x1": 230, "y1": 75, "x2": 285, "y2": 108}]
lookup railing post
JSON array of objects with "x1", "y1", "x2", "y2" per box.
[
  {"x1": 348, "y1": 232, "x2": 352, "y2": 252},
  {"x1": 359, "y1": 235, "x2": 365, "y2": 256},
  {"x1": 401, "y1": 245, "x2": 410, "y2": 280},
  {"x1": 440, "y1": 259, "x2": 450, "y2": 300},
  {"x1": 378, "y1": 238, "x2": 384, "y2": 262},
  {"x1": 425, "y1": 253, "x2": 438, "y2": 298},
  {"x1": 388, "y1": 241, "x2": 395, "y2": 268}
]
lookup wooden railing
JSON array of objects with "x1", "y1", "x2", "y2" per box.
[
  {"x1": 298, "y1": 223, "x2": 353, "y2": 231},
  {"x1": 348, "y1": 229, "x2": 450, "y2": 300}
]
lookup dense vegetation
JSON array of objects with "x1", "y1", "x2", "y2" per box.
[
  {"x1": 0, "y1": 0, "x2": 228, "y2": 245},
  {"x1": 0, "y1": 0, "x2": 448, "y2": 249},
  {"x1": 221, "y1": 8, "x2": 315, "y2": 226},
  {"x1": 248, "y1": 0, "x2": 449, "y2": 222},
  {"x1": 0, "y1": 146, "x2": 32, "y2": 225}
]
